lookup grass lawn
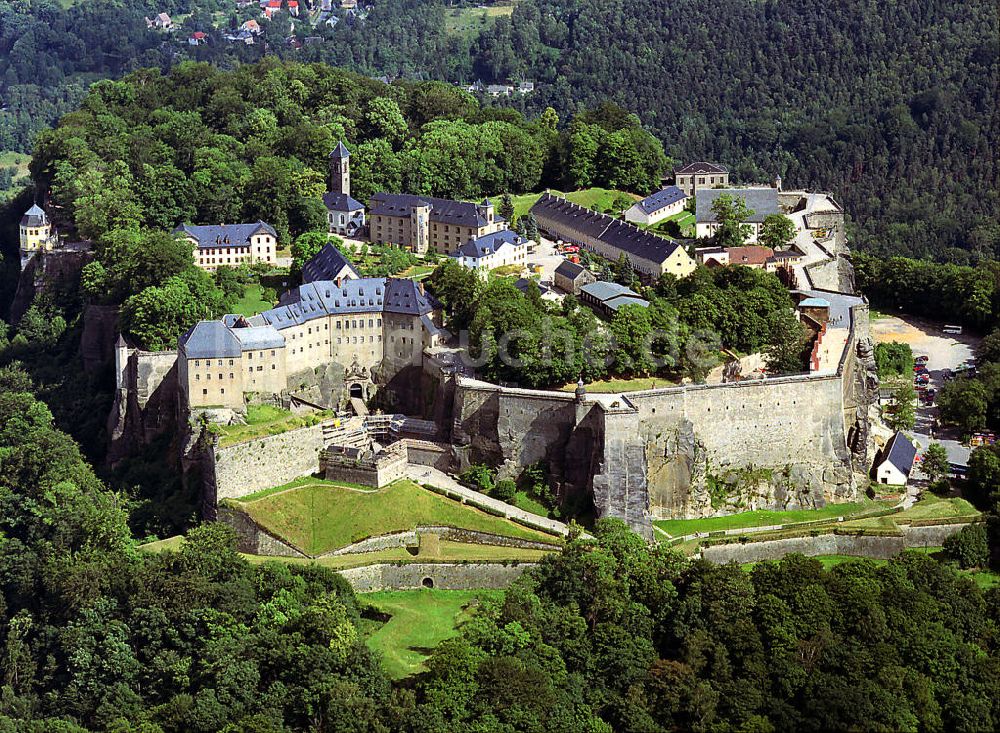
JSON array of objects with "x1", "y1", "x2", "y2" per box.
[
  {"x1": 505, "y1": 187, "x2": 641, "y2": 223},
  {"x1": 397, "y1": 264, "x2": 436, "y2": 280},
  {"x1": 559, "y1": 375, "x2": 678, "y2": 394},
  {"x1": 511, "y1": 491, "x2": 550, "y2": 518},
  {"x1": 241, "y1": 541, "x2": 552, "y2": 570},
  {"x1": 236, "y1": 478, "x2": 561, "y2": 554},
  {"x1": 231, "y1": 283, "x2": 273, "y2": 317},
  {"x1": 654, "y1": 501, "x2": 885, "y2": 538},
  {"x1": 444, "y1": 3, "x2": 517, "y2": 39},
  {"x1": 894, "y1": 493, "x2": 980, "y2": 522},
  {"x1": 213, "y1": 404, "x2": 331, "y2": 447},
  {"x1": 362, "y1": 589, "x2": 501, "y2": 678},
  {"x1": 139, "y1": 535, "x2": 186, "y2": 552}
]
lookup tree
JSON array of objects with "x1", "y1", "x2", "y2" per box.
[
  {"x1": 764, "y1": 316, "x2": 808, "y2": 375},
  {"x1": 943, "y1": 524, "x2": 989, "y2": 569},
  {"x1": 460, "y1": 464, "x2": 494, "y2": 493},
  {"x1": 709, "y1": 193, "x2": 754, "y2": 248},
  {"x1": 937, "y1": 379, "x2": 989, "y2": 435},
  {"x1": 885, "y1": 382, "x2": 917, "y2": 431},
  {"x1": 758, "y1": 213, "x2": 797, "y2": 249},
  {"x1": 875, "y1": 342, "x2": 914, "y2": 378},
  {"x1": 120, "y1": 276, "x2": 206, "y2": 350},
  {"x1": 493, "y1": 479, "x2": 517, "y2": 503},
  {"x1": 427, "y1": 259, "x2": 481, "y2": 331},
  {"x1": 922, "y1": 443, "x2": 951, "y2": 485},
  {"x1": 498, "y1": 193, "x2": 515, "y2": 224}
]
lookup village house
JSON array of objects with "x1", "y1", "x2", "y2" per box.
[
  {"x1": 623, "y1": 185, "x2": 688, "y2": 226},
  {"x1": 175, "y1": 221, "x2": 278, "y2": 272},
  {"x1": 451, "y1": 230, "x2": 528, "y2": 274},
  {"x1": 188, "y1": 31, "x2": 207, "y2": 45},
  {"x1": 530, "y1": 193, "x2": 695, "y2": 281},
  {"x1": 553, "y1": 260, "x2": 596, "y2": 295},
  {"x1": 579, "y1": 281, "x2": 649, "y2": 318},
  {"x1": 673, "y1": 161, "x2": 730, "y2": 196},
  {"x1": 146, "y1": 13, "x2": 173, "y2": 30},
  {"x1": 288, "y1": 0, "x2": 300, "y2": 15},
  {"x1": 695, "y1": 187, "x2": 781, "y2": 242},
  {"x1": 241, "y1": 19, "x2": 262, "y2": 34},
  {"x1": 261, "y1": 0, "x2": 281, "y2": 19},
  {"x1": 368, "y1": 194, "x2": 504, "y2": 254},
  {"x1": 323, "y1": 142, "x2": 366, "y2": 236},
  {"x1": 873, "y1": 432, "x2": 918, "y2": 487},
  {"x1": 178, "y1": 275, "x2": 445, "y2": 410}
]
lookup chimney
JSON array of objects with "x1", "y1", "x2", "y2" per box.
[
  {"x1": 335, "y1": 276, "x2": 342, "y2": 288},
  {"x1": 418, "y1": 282, "x2": 425, "y2": 295}
]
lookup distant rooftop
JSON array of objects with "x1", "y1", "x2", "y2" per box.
[
  {"x1": 695, "y1": 188, "x2": 780, "y2": 224},
  {"x1": 175, "y1": 222, "x2": 277, "y2": 249},
  {"x1": 635, "y1": 186, "x2": 687, "y2": 215},
  {"x1": 675, "y1": 161, "x2": 729, "y2": 175}
]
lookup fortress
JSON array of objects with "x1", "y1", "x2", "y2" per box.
[{"x1": 105, "y1": 184, "x2": 878, "y2": 540}]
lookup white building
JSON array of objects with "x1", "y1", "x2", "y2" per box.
[
  {"x1": 873, "y1": 432, "x2": 917, "y2": 487},
  {"x1": 451, "y1": 230, "x2": 528, "y2": 274},
  {"x1": 624, "y1": 186, "x2": 688, "y2": 226},
  {"x1": 695, "y1": 187, "x2": 781, "y2": 242}
]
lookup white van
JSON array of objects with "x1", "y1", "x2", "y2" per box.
[{"x1": 942, "y1": 324, "x2": 963, "y2": 335}]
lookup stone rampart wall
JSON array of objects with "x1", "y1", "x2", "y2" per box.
[
  {"x1": 338, "y1": 562, "x2": 535, "y2": 592},
  {"x1": 404, "y1": 439, "x2": 457, "y2": 472},
  {"x1": 212, "y1": 422, "x2": 325, "y2": 501},
  {"x1": 322, "y1": 444, "x2": 408, "y2": 488},
  {"x1": 701, "y1": 523, "x2": 971, "y2": 564},
  {"x1": 217, "y1": 503, "x2": 308, "y2": 557}
]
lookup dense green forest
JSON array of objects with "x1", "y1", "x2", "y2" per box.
[
  {"x1": 0, "y1": 372, "x2": 997, "y2": 731},
  {"x1": 3, "y1": 0, "x2": 996, "y2": 260}
]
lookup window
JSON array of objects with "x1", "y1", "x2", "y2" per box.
[
  {"x1": 195, "y1": 374, "x2": 200, "y2": 380},
  {"x1": 220, "y1": 388, "x2": 225, "y2": 395},
  {"x1": 203, "y1": 389, "x2": 208, "y2": 395},
  {"x1": 228, "y1": 359, "x2": 234, "y2": 366},
  {"x1": 229, "y1": 373, "x2": 234, "y2": 379},
  {"x1": 195, "y1": 360, "x2": 200, "y2": 367}
]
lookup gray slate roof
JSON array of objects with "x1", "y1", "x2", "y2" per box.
[
  {"x1": 329, "y1": 141, "x2": 350, "y2": 159},
  {"x1": 635, "y1": 186, "x2": 686, "y2": 215},
  {"x1": 370, "y1": 193, "x2": 502, "y2": 229},
  {"x1": 456, "y1": 229, "x2": 523, "y2": 258},
  {"x1": 605, "y1": 295, "x2": 650, "y2": 312},
  {"x1": 676, "y1": 161, "x2": 728, "y2": 175},
  {"x1": 20, "y1": 204, "x2": 48, "y2": 227},
  {"x1": 695, "y1": 188, "x2": 780, "y2": 224},
  {"x1": 580, "y1": 281, "x2": 639, "y2": 303},
  {"x1": 302, "y1": 242, "x2": 360, "y2": 283},
  {"x1": 232, "y1": 325, "x2": 285, "y2": 350},
  {"x1": 175, "y1": 221, "x2": 277, "y2": 249},
  {"x1": 181, "y1": 321, "x2": 242, "y2": 358},
  {"x1": 322, "y1": 191, "x2": 365, "y2": 212},
  {"x1": 882, "y1": 432, "x2": 917, "y2": 476},
  {"x1": 554, "y1": 260, "x2": 589, "y2": 280},
  {"x1": 530, "y1": 193, "x2": 685, "y2": 266}
]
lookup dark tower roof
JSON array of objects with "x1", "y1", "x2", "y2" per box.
[{"x1": 329, "y1": 141, "x2": 350, "y2": 159}]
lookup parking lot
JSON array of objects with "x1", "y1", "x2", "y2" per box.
[{"x1": 870, "y1": 313, "x2": 979, "y2": 469}]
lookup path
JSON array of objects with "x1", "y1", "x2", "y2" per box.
[{"x1": 404, "y1": 465, "x2": 576, "y2": 537}]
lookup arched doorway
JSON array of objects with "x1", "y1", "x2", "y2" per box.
[
  {"x1": 421, "y1": 577, "x2": 434, "y2": 589},
  {"x1": 349, "y1": 383, "x2": 364, "y2": 399}
]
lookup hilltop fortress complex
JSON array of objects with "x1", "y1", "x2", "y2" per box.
[{"x1": 101, "y1": 160, "x2": 876, "y2": 539}]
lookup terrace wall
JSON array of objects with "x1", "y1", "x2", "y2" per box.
[{"x1": 338, "y1": 562, "x2": 536, "y2": 592}]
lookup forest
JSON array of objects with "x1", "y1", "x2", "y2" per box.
[
  {"x1": 2, "y1": 0, "x2": 996, "y2": 263},
  {"x1": 0, "y1": 370, "x2": 997, "y2": 732}
]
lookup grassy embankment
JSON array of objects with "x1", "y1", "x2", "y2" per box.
[
  {"x1": 505, "y1": 187, "x2": 641, "y2": 223},
  {"x1": 361, "y1": 589, "x2": 501, "y2": 678},
  {"x1": 444, "y1": 2, "x2": 517, "y2": 39},
  {"x1": 231, "y1": 284, "x2": 274, "y2": 317},
  {"x1": 232, "y1": 478, "x2": 561, "y2": 555},
  {"x1": 212, "y1": 404, "x2": 331, "y2": 447}
]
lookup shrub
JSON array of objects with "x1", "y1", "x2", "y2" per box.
[
  {"x1": 943, "y1": 523, "x2": 989, "y2": 569},
  {"x1": 459, "y1": 464, "x2": 494, "y2": 493},
  {"x1": 493, "y1": 479, "x2": 517, "y2": 503}
]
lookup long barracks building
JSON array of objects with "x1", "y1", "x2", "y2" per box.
[{"x1": 530, "y1": 192, "x2": 695, "y2": 280}]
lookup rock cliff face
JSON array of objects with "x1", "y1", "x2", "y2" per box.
[{"x1": 9, "y1": 249, "x2": 93, "y2": 323}]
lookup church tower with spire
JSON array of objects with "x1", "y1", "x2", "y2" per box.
[{"x1": 329, "y1": 141, "x2": 351, "y2": 197}]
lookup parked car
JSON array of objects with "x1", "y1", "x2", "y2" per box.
[
  {"x1": 914, "y1": 364, "x2": 928, "y2": 373},
  {"x1": 915, "y1": 375, "x2": 930, "y2": 385},
  {"x1": 915, "y1": 355, "x2": 929, "y2": 364},
  {"x1": 942, "y1": 324, "x2": 963, "y2": 335}
]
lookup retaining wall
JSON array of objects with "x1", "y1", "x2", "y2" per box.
[
  {"x1": 217, "y1": 503, "x2": 308, "y2": 557},
  {"x1": 339, "y1": 562, "x2": 536, "y2": 592},
  {"x1": 701, "y1": 523, "x2": 972, "y2": 564},
  {"x1": 212, "y1": 422, "x2": 326, "y2": 501}
]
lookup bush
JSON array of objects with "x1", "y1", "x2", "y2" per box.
[
  {"x1": 943, "y1": 523, "x2": 989, "y2": 569},
  {"x1": 493, "y1": 479, "x2": 517, "y2": 503},
  {"x1": 459, "y1": 464, "x2": 494, "y2": 493}
]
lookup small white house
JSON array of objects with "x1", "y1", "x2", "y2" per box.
[
  {"x1": 452, "y1": 230, "x2": 528, "y2": 274},
  {"x1": 624, "y1": 186, "x2": 688, "y2": 226},
  {"x1": 874, "y1": 432, "x2": 918, "y2": 486}
]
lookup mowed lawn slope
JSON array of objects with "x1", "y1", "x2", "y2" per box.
[
  {"x1": 362, "y1": 589, "x2": 500, "y2": 678},
  {"x1": 237, "y1": 479, "x2": 560, "y2": 555}
]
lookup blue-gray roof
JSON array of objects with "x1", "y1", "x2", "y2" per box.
[
  {"x1": 370, "y1": 193, "x2": 499, "y2": 228},
  {"x1": 695, "y1": 188, "x2": 780, "y2": 224},
  {"x1": 302, "y1": 242, "x2": 360, "y2": 283},
  {"x1": 580, "y1": 281, "x2": 639, "y2": 303},
  {"x1": 530, "y1": 193, "x2": 685, "y2": 266},
  {"x1": 676, "y1": 161, "x2": 728, "y2": 175},
  {"x1": 882, "y1": 432, "x2": 917, "y2": 475},
  {"x1": 329, "y1": 141, "x2": 350, "y2": 159},
  {"x1": 554, "y1": 260, "x2": 588, "y2": 279},
  {"x1": 232, "y1": 325, "x2": 285, "y2": 350},
  {"x1": 635, "y1": 186, "x2": 686, "y2": 215},
  {"x1": 175, "y1": 221, "x2": 277, "y2": 249},
  {"x1": 798, "y1": 297, "x2": 831, "y2": 308},
  {"x1": 605, "y1": 295, "x2": 650, "y2": 312},
  {"x1": 322, "y1": 191, "x2": 365, "y2": 212},
  {"x1": 456, "y1": 229, "x2": 523, "y2": 258},
  {"x1": 181, "y1": 321, "x2": 241, "y2": 358},
  {"x1": 21, "y1": 204, "x2": 47, "y2": 227}
]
